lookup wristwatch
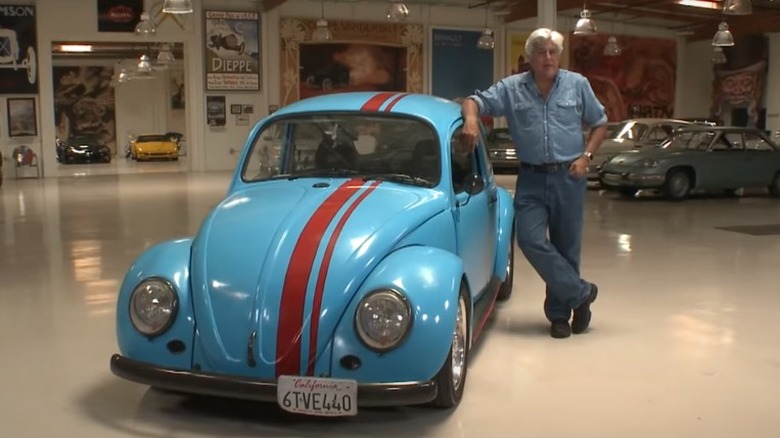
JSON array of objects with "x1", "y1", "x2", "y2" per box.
[{"x1": 584, "y1": 151, "x2": 593, "y2": 161}]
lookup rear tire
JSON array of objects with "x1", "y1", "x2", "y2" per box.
[
  {"x1": 769, "y1": 172, "x2": 780, "y2": 198},
  {"x1": 430, "y1": 284, "x2": 469, "y2": 408}
]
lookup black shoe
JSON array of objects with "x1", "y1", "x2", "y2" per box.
[
  {"x1": 550, "y1": 320, "x2": 571, "y2": 338},
  {"x1": 572, "y1": 283, "x2": 598, "y2": 334}
]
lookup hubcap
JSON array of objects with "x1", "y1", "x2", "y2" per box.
[
  {"x1": 505, "y1": 246, "x2": 512, "y2": 278},
  {"x1": 450, "y1": 296, "x2": 468, "y2": 390},
  {"x1": 671, "y1": 173, "x2": 689, "y2": 196}
]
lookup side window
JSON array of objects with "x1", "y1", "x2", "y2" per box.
[
  {"x1": 450, "y1": 127, "x2": 485, "y2": 193},
  {"x1": 722, "y1": 132, "x2": 744, "y2": 151},
  {"x1": 646, "y1": 125, "x2": 673, "y2": 143},
  {"x1": 744, "y1": 132, "x2": 774, "y2": 151}
]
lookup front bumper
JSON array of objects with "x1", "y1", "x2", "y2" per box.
[
  {"x1": 110, "y1": 354, "x2": 437, "y2": 407},
  {"x1": 600, "y1": 170, "x2": 665, "y2": 188}
]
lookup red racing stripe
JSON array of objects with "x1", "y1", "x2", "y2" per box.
[
  {"x1": 383, "y1": 93, "x2": 409, "y2": 112},
  {"x1": 306, "y1": 180, "x2": 382, "y2": 375},
  {"x1": 275, "y1": 178, "x2": 364, "y2": 377},
  {"x1": 360, "y1": 92, "x2": 397, "y2": 111}
]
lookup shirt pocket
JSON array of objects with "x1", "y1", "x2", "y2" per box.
[
  {"x1": 554, "y1": 96, "x2": 582, "y2": 126},
  {"x1": 512, "y1": 101, "x2": 539, "y2": 124}
]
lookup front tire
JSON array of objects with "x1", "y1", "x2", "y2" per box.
[
  {"x1": 663, "y1": 168, "x2": 692, "y2": 201},
  {"x1": 769, "y1": 172, "x2": 780, "y2": 197},
  {"x1": 430, "y1": 284, "x2": 469, "y2": 408}
]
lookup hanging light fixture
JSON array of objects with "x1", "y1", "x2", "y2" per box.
[
  {"x1": 137, "y1": 54, "x2": 153, "y2": 73},
  {"x1": 386, "y1": 2, "x2": 409, "y2": 21},
  {"x1": 603, "y1": 35, "x2": 621, "y2": 56},
  {"x1": 476, "y1": 3, "x2": 494, "y2": 50},
  {"x1": 711, "y1": 46, "x2": 727, "y2": 64},
  {"x1": 162, "y1": 0, "x2": 193, "y2": 14},
  {"x1": 157, "y1": 44, "x2": 175, "y2": 64},
  {"x1": 712, "y1": 20, "x2": 735, "y2": 46},
  {"x1": 134, "y1": 12, "x2": 156, "y2": 36},
  {"x1": 574, "y1": 1, "x2": 597, "y2": 35},
  {"x1": 312, "y1": 0, "x2": 333, "y2": 41},
  {"x1": 723, "y1": 0, "x2": 752, "y2": 15}
]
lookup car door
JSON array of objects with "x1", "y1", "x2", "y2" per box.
[
  {"x1": 450, "y1": 124, "x2": 497, "y2": 299},
  {"x1": 693, "y1": 132, "x2": 745, "y2": 189},
  {"x1": 741, "y1": 130, "x2": 779, "y2": 186}
]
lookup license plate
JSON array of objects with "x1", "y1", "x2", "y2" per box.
[{"x1": 277, "y1": 375, "x2": 358, "y2": 416}]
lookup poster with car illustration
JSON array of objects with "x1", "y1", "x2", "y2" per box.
[
  {"x1": 205, "y1": 10, "x2": 260, "y2": 91},
  {"x1": 0, "y1": 5, "x2": 38, "y2": 93}
]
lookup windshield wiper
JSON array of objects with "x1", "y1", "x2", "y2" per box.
[
  {"x1": 362, "y1": 173, "x2": 432, "y2": 186},
  {"x1": 286, "y1": 168, "x2": 360, "y2": 180}
]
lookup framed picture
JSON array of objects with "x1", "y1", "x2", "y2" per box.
[
  {"x1": 230, "y1": 104, "x2": 243, "y2": 114},
  {"x1": 7, "y1": 98, "x2": 37, "y2": 137},
  {"x1": 205, "y1": 10, "x2": 261, "y2": 91},
  {"x1": 242, "y1": 104, "x2": 254, "y2": 114},
  {"x1": 236, "y1": 114, "x2": 250, "y2": 126},
  {"x1": 206, "y1": 95, "x2": 226, "y2": 127},
  {"x1": 0, "y1": 5, "x2": 38, "y2": 93}
]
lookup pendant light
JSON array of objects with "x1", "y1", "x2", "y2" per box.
[
  {"x1": 476, "y1": 3, "x2": 494, "y2": 50},
  {"x1": 312, "y1": 0, "x2": 333, "y2": 41},
  {"x1": 574, "y1": 1, "x2": 597, "y2": 35}
]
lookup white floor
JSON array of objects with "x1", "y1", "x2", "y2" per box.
[{"x1": 2, "y1": 171, "x2": 780, "y2": 437}]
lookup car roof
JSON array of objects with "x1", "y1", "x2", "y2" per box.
[
  {"x1": 675, "y1": 125, "x2": 765, "y2": 133},
  {"x1": 272, "y1": 92, "x2": 462, "y2": 126},
  {"x1": 613, "y1": 118, "x2": 693, "y2": 124}
]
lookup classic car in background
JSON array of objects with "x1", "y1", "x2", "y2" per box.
[
  {"x1": 129, "y1": 134, "x2": 179, "y2": 161},
  {"x1": 55, "y1": 135, "x2": 112, "y2": 164},
  {"x1": 110, "y1": 91, "x2": 516, "y2": 417},
  {"x1": 588, "y1": 118, "x2": 693, "y2": 181},
  {"x1": 599, "y1": 125, "x2": 780, "y2": 200},
  {"x1": 485, "y1": 127, "x2": 517, "y2": 172}
]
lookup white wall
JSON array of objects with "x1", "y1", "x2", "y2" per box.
[{"x1": 7, "y1": 0, "x2": 778, "y2": 180}]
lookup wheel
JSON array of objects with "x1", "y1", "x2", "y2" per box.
[
  {"x1": 25, "y1": 46, "x2": 36, "y2": 84},
  {"x1": 496, "y1": 227, "x2": 515, "y2": 302},
  {"x1": 305, "y1": 75, "x2": 316, "y2": 88},
  {"x1": 662, "y1": 168, "x2": 691, "y2": 201},
  {"x1": 430, "y1": 284, "x2": 469, "y2": 408},
  {"x1": 322, "y1": 78, "x2": 333, "y2": 91},
  {"x1": 618, "y1": 187, "x2": 638, "y2": 198},
  {"x1": 769, "y1": 172, "x2": 780, "y2": 198}
]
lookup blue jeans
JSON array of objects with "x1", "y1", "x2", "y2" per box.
[{"x1": 514, "y1": 165, "x2": 591, "y2": 323}]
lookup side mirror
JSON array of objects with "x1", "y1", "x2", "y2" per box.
[{"x1": 463, "y1": 173, "x2": 484, "y2": 195}]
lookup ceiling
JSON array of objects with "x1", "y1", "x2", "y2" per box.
[{"x1": 259, "y1": 0, "x2": 780, "y2": 41}]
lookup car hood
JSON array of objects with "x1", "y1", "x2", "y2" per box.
[
  {"x1": 135, "y1": 141, "x2": 174, "y2": 150},
  {"x1": 190, "y1": 178, "x2": 445, "y2": 377},
  {"x1": 606, "y1": 147, "x2": 687, "y2": 166}
]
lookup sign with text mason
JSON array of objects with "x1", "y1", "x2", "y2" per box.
[
  {"x1": 0, "y1": 4, "x2": 38, "y2": 94},
  {"x1": 205, "y1": 10, "x2": 261, "y2": 91}
]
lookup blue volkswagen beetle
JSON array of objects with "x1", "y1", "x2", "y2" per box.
[{"x1": 110, "y1": 92, "x2": 516, "y2": 417}]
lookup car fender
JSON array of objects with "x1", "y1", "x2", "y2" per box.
[
  {"x1": 328, "y1": 245, "x2": 465, "y2": 383},
  {"x1": 493, "y1": 186, "x2": 515, "y2": 281},
  {"x1": 116, "y1": 238, "x2": 195, "y2": 369}
]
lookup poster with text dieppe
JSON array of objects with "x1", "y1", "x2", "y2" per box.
[{"x1": 205, "y1": 10, "x2": 261, "y2": 91}]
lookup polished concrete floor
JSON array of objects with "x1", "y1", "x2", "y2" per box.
[{"x1": 2, "y1": 170, "x2": 780, "y2": 437}]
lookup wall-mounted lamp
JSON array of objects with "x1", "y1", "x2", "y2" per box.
[
  {"x1": 712, "y1": 21, "x2": 734, "y2": 46},
  {"x1": 386, "y1": 2, "x2": 409, "y2": 21},
  {"x1": 162, "y1": 0, "x2": 193, "y2": 14}
]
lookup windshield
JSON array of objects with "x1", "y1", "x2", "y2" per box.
[
  {"x1": 242, "y1": 114, "x2": 440, "y2": 187},
  {"x1": 136, "y1": 135, "x2": 169, "y2": 142},
  {"x1": 606, "y1": 122, "x2": 648, "y2": 141}
]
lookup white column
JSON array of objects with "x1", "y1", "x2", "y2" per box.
[
  {"x1": 538, "y1": 0, "x2": 557, "y2": 30},
  {"x1": 764, "y1": 33, "x2": 780, "y2": 133}
]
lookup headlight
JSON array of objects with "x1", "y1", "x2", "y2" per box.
[
  {"x1": 636, "y1": 158, "x2": 659, "y2": 168},
  {"x1": 129, "y1": 278, "x2": 178, "y2": 337},
  {"x1": 355, "y1": 289, "x2": 412, "y2": 352}
]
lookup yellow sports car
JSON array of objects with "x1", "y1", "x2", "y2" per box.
[{"x1": 130, "y1": 134, "x2": 179, "y2": 161}]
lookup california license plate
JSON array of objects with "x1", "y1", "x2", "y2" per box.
[{"x1": 277, "y1": 375, "x2": 358, "y2": 416}]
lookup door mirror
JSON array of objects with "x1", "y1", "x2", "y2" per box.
[{"x1": 463, "y1": 173, "x2": 484, "y2": 195}]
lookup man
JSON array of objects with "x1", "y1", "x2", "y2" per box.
[{"x1": 461, "y1": 28, "x2": 608, "y2": 339}]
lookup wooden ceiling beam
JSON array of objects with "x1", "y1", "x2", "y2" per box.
[{"x1": 262, "y1": 0, "x2": 291, "y2": 12}]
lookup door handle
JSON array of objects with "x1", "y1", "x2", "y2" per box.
[{"x1": 488, "y1": 192, "x2": 497, "y2": 204}]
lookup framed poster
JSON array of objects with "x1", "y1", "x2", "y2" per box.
[
  {"x1": 97, "y1": 0, "x2": 143, "y2": 33},
  {"x1": 430, "y1": 28, "x2": 494, "y2": 102},
  {"x1": 0, "y1": 5, "x2": 38, "y2": 93},
  {"x1": 206, "y1": 95, "x2": 226, "y2": 127},
  {"x1": 230, "y1": 104, "x2": 243, "y2": 114},
  {"x1": 7, "y1": 97, "x2": 37, "y2": 137},
  {"x1": 205, "y1": 10, "x2": 261, "y2": 91}
]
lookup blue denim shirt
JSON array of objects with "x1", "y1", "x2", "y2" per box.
[{"x1": 468, "y1": 69, "x2": 607, "y2": 165}]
